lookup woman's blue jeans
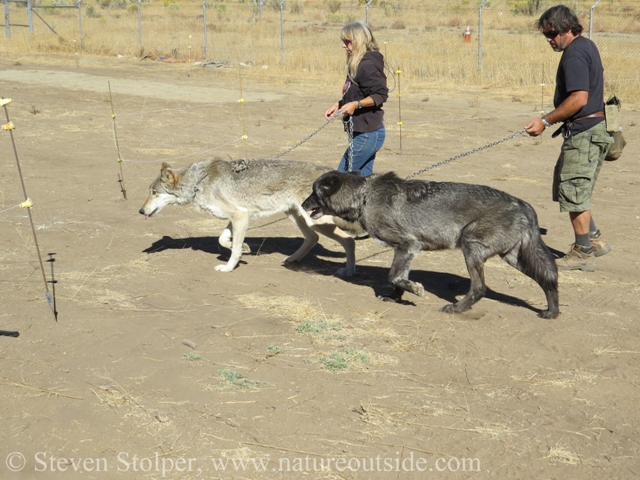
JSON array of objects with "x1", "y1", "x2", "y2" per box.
[{"x1": 337, "y1": 125, "x2": 386, "y2": 177}]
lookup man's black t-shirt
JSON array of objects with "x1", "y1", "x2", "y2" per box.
[{"x1": 554, "y1": 35, "x2": 605, "y2": 134}]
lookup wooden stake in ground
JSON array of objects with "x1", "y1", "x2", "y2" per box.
[
  {"x1": 238, "y1": 68, "x2": 249, "y2": 158},
  {"x1": 396, "y1": 68, "x2": 403, "y2": 153},
  {"x1": 1, "y1": 98, "x2": 57, "y2": 322},
  {"x1": 541, "y1": 63, "x2": 545, "y2": 113},
  {"x1": 108, "y1": 81, "x2": 127, "y2": 199}
]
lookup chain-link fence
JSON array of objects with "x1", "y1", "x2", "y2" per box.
[{"x1": 3, "y1": 0, "x2": 639, "y2": 104}]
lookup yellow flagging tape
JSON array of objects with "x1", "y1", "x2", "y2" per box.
[
  {"x1": 0, "y1": 98, "x2": 11, "y2": 107},
  {"x1": 117, "y1": 157, "x2": 123, "y2": 163},
  {"x1": 2, "y1": 121, "x2": 15, "y2": 131},
  {"x1": 111, "y1": 114, "x2": 116, "y2": 119},
  {"x1": 238, "y1": 98, "x2": 245, "y2": 103},
  {"x1": 20, "y1": 198, "x2": 33, "y2": 209},
  {"x1": 397, "y1": 122, "x2": 403, "y2": 126},
  {"x1": 241, "y1": 135, "x2": 248, "y2": 140},
  {"x1": 396, "y1": 69, "x2": 402, "y2": 74},
  {"x1": 396, "y1": 93, "x2": 402, "y2": 98}
]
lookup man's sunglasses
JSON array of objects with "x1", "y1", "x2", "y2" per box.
[{"x1": 542, "y1": 30, "x2": 561, "y2": 39}]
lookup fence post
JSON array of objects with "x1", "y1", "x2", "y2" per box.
[
  {"x1": 4, "y1": 0, "x2": 10, "y2": 38},
  {"x1": 77, "y1": 0, "x2": 83, "y2": 50},
  {"x1": 589, "y1": 0, "x2": 601, "y2": 39},
  {"x1": 365, "y1": 0, "x2": 372, "y2": 24},
  {"x1": 27, "y1": 0, "x2": 33, "y2": 34},
  {"x1": 279, "y1": 0, "x2": 285, "y2": 65},
  {"x1": 202, "y1": 0, "x2": 208, "y2": 61},
  {"x1": 258, "y1": 0, "x2": 262, "y2": 23},
  {"x1": 137, "y1": 0, "x2": 142, "y2": 50},
  {"x1": 478, "y1": 0, "x2": 488, "y2": 75}
]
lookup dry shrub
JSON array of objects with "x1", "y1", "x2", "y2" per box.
[{"x1": 325, "y1": 0, "x2": 341, "y2": 14}]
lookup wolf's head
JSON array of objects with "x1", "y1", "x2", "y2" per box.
[
  {"x1": 302, "y1": 171, "x2": 366, "y2": 223},
  {"x1": 139, "y1": 162, "x2": 185, "y2": 219}
]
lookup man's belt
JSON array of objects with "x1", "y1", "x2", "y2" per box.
[
  {"x1": 573, "y1": 111, "x2": 605, "y2": 122},
  {"x1": 551, "y1": 111, "x2": 605, "y2": 138}
]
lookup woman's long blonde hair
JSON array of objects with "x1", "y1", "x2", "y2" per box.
[{"x1": 340, "y1": 21, "x2": 379, "y2": 79}]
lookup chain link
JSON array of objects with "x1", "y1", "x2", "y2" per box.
[
  {"x1": 405, "y1": 129, "x2": 527, "y2": 180},
  {"x1": 274, "y1": 115, "x2": 523, "y2": 179},
  {"x1": 273, "y1": 110, "x2": 344, "y2": 160},
  {"x1": 344, "y1": 116, "x2": 354, "y2": 172}
]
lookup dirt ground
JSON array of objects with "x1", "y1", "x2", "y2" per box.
[{"x1": 1, "y1": 54, "x2": 639, "y2": 479}]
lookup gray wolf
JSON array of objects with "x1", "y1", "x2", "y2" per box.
[
  {"x1": 302, "y1": 171, "x2": 560, "y2": 319},
  {"x1": 139, "y1": 158, "x2": 356, "y2": 274}
]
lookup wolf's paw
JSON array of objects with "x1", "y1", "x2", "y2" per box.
[
  {"x1": 214, "y1": 264, "x2": 235, "y2": 272},
  {"x1": 413, "y1": 282, "x2": 425, "y2": 297},
  {"x1": 538, "y1": 309, "x2": 560, "y2": 319},
  {"x1": 336, "y1": 266, "x2": 355, "y2": 277},
  {"x1": 440, "y1": 304, "x2": 456, "y2": 314},
  {"x1": 441, "y1": 302, "x2": 471, "y2": 314},
  {"x1": 377, "y1": 295, "x2": 397, "y2": 303},
  {"x1": 242, "y1": 243, "x2": 251, "y2": 254},
  {"x1": 282, "y1": 255, "x2": 300, "y2": 265}
]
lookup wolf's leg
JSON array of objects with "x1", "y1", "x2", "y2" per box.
[
  {"x1": 215, "y1": 214, "x2": 249, "y2": 272},
  {"x1": 310, "y1": 216, "x2": 356, "y2": 276},
  {"x1": 219, "y1": 221, "x2": 251, "y2": 254},
  {"x1": 282, "y1": 208, "x2": 320, "y2": 265},
  {"x1": 442, "y1": 242, "x2": 487, "y2": 313},
  {"x1": 502, "y1": 239, "x2": 560, "y2": 319},
  {"x1": 379, "y1": 248, "x2": 423, "y2": 302}
]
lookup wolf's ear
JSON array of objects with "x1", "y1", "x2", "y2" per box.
[
  {"x1": 319, "y1": 173, "x2": 342, "y2": 196},
  {"x1": 161, "y1": 164, "x2": 179, "y2": 186}
]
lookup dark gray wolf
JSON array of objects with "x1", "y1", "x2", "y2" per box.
[
  {"x1": 302, "y1": 171, "x2": 559, "y2": 319},
  {"x1": 140, "y1": 158, "x2": 356, "y2": 274}
]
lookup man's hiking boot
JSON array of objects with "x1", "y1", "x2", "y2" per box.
[
  {"x1": 590, "y1": 232, "x2": 611, "y2": 257},
  {"x1": 556, "y1": 243, "x2": 596, "y2": 272}
]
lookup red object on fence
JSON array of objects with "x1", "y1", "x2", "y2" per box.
[{"x1": 465, "y1": 25, "x2": 471, "y2": 43}]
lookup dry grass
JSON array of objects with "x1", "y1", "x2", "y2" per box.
[
  {"x1": 236, "y1": 293, "x2": 340, "y2": 326},
  {"x1": 0, "y1": 375, "x2": 84, "y2": 400},
  {"x1": 356, "y1": 401, "x2": 515, "y2": 441},
  {"x1": 510, "y1": 369, "x2": 598, "y2": 388},
  {"x1": 593, "y1": 346, "x2": 640, "y2": 356},
  {"x1": 2, "y1": 0, "x2": 638, "y2": 104},
  {"x1": 544, "y1": 444, "x2": 584, "y2": 465}
]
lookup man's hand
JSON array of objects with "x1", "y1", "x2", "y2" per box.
[
  {"x1": 525, "y1": 117, "x2": 546, "y2": 137},
  {"x1": 526, "y1": 91, "x2": 588, "y2": 137}
]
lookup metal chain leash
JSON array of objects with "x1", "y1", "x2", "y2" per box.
[
  {"x1": 344, "y1": 116, "x2": 354, "y2": 172},
  {"x1": 273, "y1": 109, "x2": 348, "y2": 160},
  {"x1": 405, "y1": 129, "x2": 527, "y2": 180}
]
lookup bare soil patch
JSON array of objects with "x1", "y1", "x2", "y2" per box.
[{"x1": 1, "y1": 55, "x2": 639, "y2": 479}]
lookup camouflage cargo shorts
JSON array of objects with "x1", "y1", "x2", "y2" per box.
[{"x1": 552, "y1": 121, "x2": 613, "y2": 212}]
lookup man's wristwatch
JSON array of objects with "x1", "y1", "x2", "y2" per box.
[
  {"x1": 541, "y1": 116, "x2": 551, "y2": 129},
  {"x1": 357, "y1": 100, "x2": 362, "y2": 110}
]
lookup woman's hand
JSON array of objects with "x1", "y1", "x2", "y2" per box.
[
  {"x1": 325, "y1": 102, "x2": 340, "y2": 120},
  {"x1": 340, "y1": 101, "x2": 358, "y2": 116}
]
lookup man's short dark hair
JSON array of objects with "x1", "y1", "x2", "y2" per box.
[{"x1": 536, "y1": 5, "x2": 583, "y2": 36}]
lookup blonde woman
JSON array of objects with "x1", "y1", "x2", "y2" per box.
[{"x1": 325, "y1": 21, "x2": 388, "y2": 176}]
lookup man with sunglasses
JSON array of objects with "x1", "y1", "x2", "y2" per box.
[{"x1": 525, "y1": 5, "x2": 613, "y2": 272}]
